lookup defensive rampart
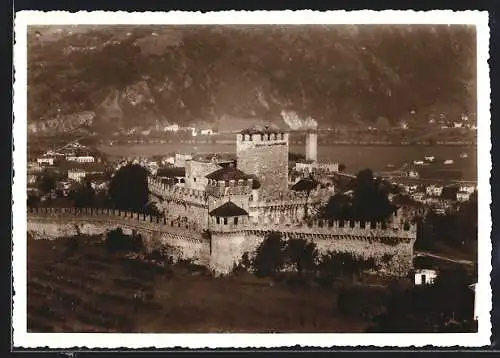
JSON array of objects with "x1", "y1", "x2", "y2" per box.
[{"x1": 27, "y1": 207, "x2": 416, "y2": 277}]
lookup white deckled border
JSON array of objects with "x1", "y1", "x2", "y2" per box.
[{"x1": 12, "y1": 10, "x2": 491, "y2": 349}]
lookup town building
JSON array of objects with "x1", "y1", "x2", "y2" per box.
[
  {"x1": 295, "y1": 161, "x2": 340, "y2": 174},
  {"x1": 426, "y1": 185, "x2": 444, "y2": 197},
  {"x1": 66, "y1": 155, "x2": 95, "y2": 163},
  {"x1": 414, "y1": 269, "x2": 438, "y2": 285},
  {"x1": 68, "y1": 168, "x2": 86, "y2": 182},
  {"x1": 36, "y1": 156, "x2": 55, "y2": 166},
  {"x1": 174, "y1": 153, "x2": 193, "y2": 167},
  {"x1": 456, "y1": 191, "x2": 472, "y2": 202}
]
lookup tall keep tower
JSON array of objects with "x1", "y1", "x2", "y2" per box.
[
  {"x1": 236, "y1": 125, "x2": 289, "y2": 195},
  {"x1": 305, "y1": 130, "x2": 318, "y2": 162}
]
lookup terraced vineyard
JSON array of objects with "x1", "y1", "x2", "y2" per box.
[{"x1": 28, "y1": 235, "x2": 370, "y2": 333}]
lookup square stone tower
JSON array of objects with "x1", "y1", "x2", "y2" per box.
[{"x1": 236, "y1": 126, "x2": 289, "y2": 195}]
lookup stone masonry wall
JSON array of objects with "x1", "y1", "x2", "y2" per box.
[
  {"x1": 27, "y1": 208, "x2": 416, "y2": 277},
  {"x1": 27, "y1": 214, "x2": 208, "y2": 266},
  {"x1": 210, "y1": 230, "x2": 415, "y2": 277},
  {"x1": 236, "y1": 133, "x2": 289, "y2": 195}
]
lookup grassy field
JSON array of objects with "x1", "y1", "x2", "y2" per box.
[{"x1": 27, "y1": 236, "x2": 370, "y2": 333}]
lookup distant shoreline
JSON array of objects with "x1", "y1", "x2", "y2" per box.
[{"x1": 103, "y1": 140, "x2": 477, "y2": 147}]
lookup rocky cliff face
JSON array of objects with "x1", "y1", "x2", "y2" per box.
[{"x1": 27, "y1": 25, "x2": 476, "y2": 135}]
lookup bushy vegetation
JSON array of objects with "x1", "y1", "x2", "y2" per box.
[
  {"x1": 108, "y1": 164, "x2": 150, "y2": 213},
  {"x1": 246, "y1": 232, "x2": 378, "y2": 284},
  {"x1": 320, "y1": 168, "x2": 395, "y2": 222},
  {"x1": 366, "y1": 268, "x2": 476, "y2": 332},
  {"x1": 415, "y1": 193, "x2": 478, "y2": 256},
  {"x1": 105, "y1": 228, "x2": 144, "y2": 253}
]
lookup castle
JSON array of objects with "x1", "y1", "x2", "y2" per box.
[
  {"x1": 150, "y1": 125, "x2": 332, "y2": 230},
  {"x1": 27, "y1": 125, "x2": 417, "y2": 276}
]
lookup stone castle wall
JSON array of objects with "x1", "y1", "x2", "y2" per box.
[
  {"x1": 27, "y1": 208, "x2": 209, "y2": 266},
  {"x1": 27, "y1": 208, "x2": 416, "y2": 277},
  {"x1": 148, "y1": 176, "x2": 331, "y2": 229}
]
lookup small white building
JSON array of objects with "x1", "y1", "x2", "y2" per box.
[
  {"x1": 200, "y1": 129, "x2": 214, "y2": 136},
  {"x1": 295, "y1": 161, "x2": 339, "y2": 174},
  {"x1": 456, "y1": 191, "x2": 471, "y2": 202},
  {"x1": 174, "y1": 153, "x2": 192, "y2": 167},
  {"x1": 459, "y1": 184, "x2": 476, "y2": 194},
  {"x1": 295, "y1": 162, "x2": 314, "y2": 173},
  {"x1": 411, "y1": 192, "x2": 425, "y2": 202},
  {"x1": 66, "y1": 155, "x2": 95, "y2": 163},
  {"x1": 68, "y1": 168, "x2": 86, "y2": 182},
  {"x1": 37, "y1": 156, "x2": 55, "y2": 166},
  {"x1": 407, "y1": 170, "x2": 420, "y2": 178},
  {"x1": 163, "y1": 124, "x2": 179, "y2": 132},
  {"x1": 426, "y1": 185, "x2": 443, "y2": 197},
  {"x1": 414, "y1": 269, "x2": 438, "y2": 286}
]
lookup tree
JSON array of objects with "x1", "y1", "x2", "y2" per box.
[
  {"x1": 317, "y1": 251, "x2": 376, "y2": 284},
  {"x1": 351, "y1": 169, "x2": 394, "y2": 221},
  {"x1": 69, "y1": 179, "x2": 96, "y2": 208},
  {"x1": 441, "y1": 186, "x2": 459, "y2": 200},
  {"x1": 338, "y1": 163, "x2": 346, "y2": 172},
  {"x1": 320, "y1": 194, "x2": 351, "y2": 220},
  {"x1": 368, "y1": 268, "x2": 475, "y2": 333},
  {"x1": 27, "y1": 193, "x2": 40, "y2": 208},
  {"x1": 109, "y1": 164, "x2": 149, "y2": 212},
  {"x1": 252, "y1": 232, "x2": 286, "y2": 277},
  {"x1": 285, "y1": 238, "x2": 318, "y2": 275},
  {"x1": 37, "y1": 170, "x2": 56, "y2": 195},
  {"x1": 105, "y1": 228, "x2": 144, "y2": 253}
]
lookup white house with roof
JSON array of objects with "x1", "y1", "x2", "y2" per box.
[
  {"x1": 66, "y1": 155, "x2": 95, "y2": 163},
  {"x1": 459, "y1": 184, "x2": 476, "y2": 194},
  {"x1": 414, "y1": 269, "x2": 438, "y2": 285},
  {"x1": 37, "y1": 155, "x2": 55, "y2": 166},
  {"x1": 68, "y1": 168, "x2": 86, "y2": 182},
  {"x1": 456, "y1": 191, "x2": 472, "y2": 202},
  {"x1": 426, "y1": 185, "x2": 443, "y2": 197}
]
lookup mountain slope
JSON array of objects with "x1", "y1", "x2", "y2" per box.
[{"x1": 27, "y1": 25, "x2": 476, "y2": 134}]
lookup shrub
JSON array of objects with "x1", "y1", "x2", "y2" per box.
[
  {"x1": 285, "y1": 238, "x2": 318, "y2": 275},
  {"x1": 105, "y1": 228, "x2": 144, "y2": 253},
  {"x1": 252, "y1": 232, "x2": 286, "y2": 277}
]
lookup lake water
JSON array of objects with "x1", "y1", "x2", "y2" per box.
[{"x1": 98, "y1": 143, "x2": 477, "y2": 181}]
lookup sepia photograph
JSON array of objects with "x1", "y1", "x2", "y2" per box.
[{"x1": 13, "y1": 10, "x2": 491, "y2": 348}]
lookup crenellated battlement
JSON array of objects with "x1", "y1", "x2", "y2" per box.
[
  {"x1": 28, "y1": 206, "x2": 417, "y2": 276},
  {"x1": 244, "y1": 217, "x2": 416, "y2": 241},
  {"x1": 28, "y1": 207, "x2": 415, "y2": 241},
  {"x1": 148, "y1": 176, "x2": 208, "y2": 205},
  {"x1": 27, "y1": 207, "x2": 205, "y2": 234},
  {"x1": 236, "y1": 132, "x2": 289, "y2": 144},
  {"x1": 250, "y1": 187, "x2": 331, "y2": 207}
]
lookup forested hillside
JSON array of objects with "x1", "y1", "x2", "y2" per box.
[{"x1": 27, "y1": 25, "x2": 476, "y2": 134}]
